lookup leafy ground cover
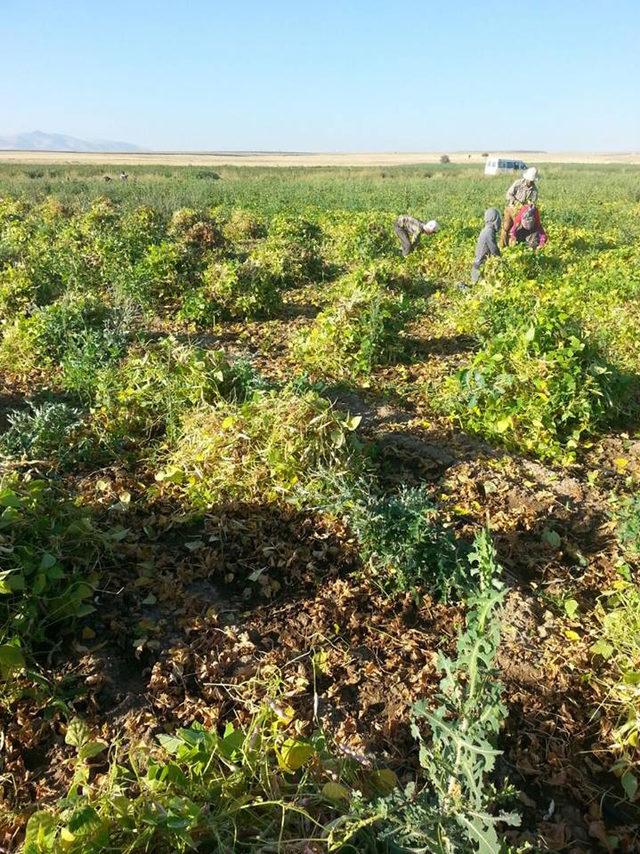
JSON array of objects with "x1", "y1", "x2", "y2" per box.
[{"x1": 1, "y1": 163, "x2": 639, "y2": 852}]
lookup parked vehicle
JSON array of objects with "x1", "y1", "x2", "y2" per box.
[{"x1": 484, "y1": 156, "x2": 528, "y2": 176}]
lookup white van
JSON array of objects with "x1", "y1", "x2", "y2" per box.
[{"x1": 484, "y1": 156, "x2": 528, "y2": 176}]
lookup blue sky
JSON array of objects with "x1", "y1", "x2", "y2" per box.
[{"x1": 2, "y1": 0, "x2": 639, "y2": 151}]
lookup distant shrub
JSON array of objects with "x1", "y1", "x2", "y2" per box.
[
  {"x1": 440, "y1": 154, "x2": 451, "y2": 164},
  {"x1": 158, "y1": 388, "x2": 363, "y2": 506},
  {"x1": 291, "y1": 266, "x2": 411, "y2": 380}
]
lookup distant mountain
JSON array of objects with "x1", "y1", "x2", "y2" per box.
[{"x1": 0, "y1": 130, "x2": 145, "y2": 153}]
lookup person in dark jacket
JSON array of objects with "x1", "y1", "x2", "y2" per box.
[
  {"x1": 509, "y1": 204, "x2": 547, "y2": 249},
  {"x1": 394, "y1": 215, "x2": 439, "y2": 256},
  {"x1": 471, "y1": 208, "x2": 501, "y2": 283}
]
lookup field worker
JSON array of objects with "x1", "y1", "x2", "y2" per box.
[
  {"x1": 509, "y1": 204, "x2": 547, "y2": 249},
  {"x1": 471, "y1": 208, "x2": 501, "y2": 283},
  {"x1": 499, "y1": 166, "x2": 539, "y2": 248},
  {"x1": 394, "y1": 215, "x2": 439, "y2": 257}
]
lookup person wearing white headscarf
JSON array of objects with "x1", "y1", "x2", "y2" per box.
[{"x1": 394, "y1": 215, "x2": 439, "y2": 257}]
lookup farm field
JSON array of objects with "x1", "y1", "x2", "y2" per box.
[
  {"x1": 1, "y1": 162, "x2": 639, "y2": 852},
  {"x1": 1, "y1": 151, "x2": 640, "y2": 167}
]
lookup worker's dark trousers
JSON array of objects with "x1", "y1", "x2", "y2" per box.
[
  {"x1": 470, "y1": 260, "x2": 483, "y2": 283},
  {"x1": 394, "y1": 223, "x2": 416, "y2": 256}
]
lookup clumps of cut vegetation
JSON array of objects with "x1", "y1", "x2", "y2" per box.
[
  {"x1": 117, "y1": 241, "x2": 191, "y2": 311},
  {"x1": 439, "y1": 305, "x2": 619, "y2": 463},
  {"x1": 249, "y1": 234, "x2": 327, "y2": 288},
  {"x1": 167, "y1": 207, "x2": 224, "y2": 250},
  {"x1": 92, "y1": 339, "x2": 261, "y2": 446},
  {"x1": 0, "y1": 266, "x2": 43, "y2": 322},
  {"x1": 291, "y1": 266, "x2": 411, "y2": 380},
  {"x1": 221, "y1": 207, "x2": 267, "y2": 242},
  {"x1": 157, "y1": 387, "x2": 363, "y2": 506},
  {"x1": 117, "y1": 205, "x2": 166, "y2": 260},
  {"x1": 180, "y1": 257, "x2": 284, "y2": 324},
  {"x1": 320, "y1": 211, "x2": 397, "y2": 264},
  {"x1": 0, "y1": 293, "x2": 121, "y2": 378}
]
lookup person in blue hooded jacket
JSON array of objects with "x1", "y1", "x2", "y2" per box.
[{"x1": 470, "y1": 208, "x2": 501, "y2": 283}]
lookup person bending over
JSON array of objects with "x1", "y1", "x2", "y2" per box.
[
  {"x1": 509, "y1": 204, "x2": 547, "y2": 249},
  {"x1": 394, "y1": 215, "x2": 439, "y2": 257}
]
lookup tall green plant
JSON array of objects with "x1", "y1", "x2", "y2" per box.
[{"x1": 349, "y1": 531, "x2": 519, "y2": 853}]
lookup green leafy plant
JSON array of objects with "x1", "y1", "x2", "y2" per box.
[
  {"x1": 440, "y1": 305, "x2": 618, "y2": 463},
  {"x1": 0, "y1": 402, "x2": 89, "y2": 466},
  {"x1": 615, "y1": 495, "x2": 640, "y2": 560},
  {"x1": 348, "y1": 484, "x2": 461, "y2": 599},
  {"x1": 157, "y1": 387, "x2": 363, "y2": 506},
  {"x1": 349, "y1": 530, "x2": 519, "y2": 853},
  {"x1": 291, "y1": 266, "x2": 411, "y2": 380},
  {"x1": 0, "y1": 474, "x2": 106, "y2": 651},
  {"x1": 20, "y1": 703, "x2": 375, "y2": 853},
  {"x1": 60, "y1": 320, "x2": 130, "y2": 399}
]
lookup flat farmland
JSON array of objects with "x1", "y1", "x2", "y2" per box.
[
  {"x1": 1, "y1": 149, "x2": 639, "y2": 167},
  {"x1": 1, "y1": 162, "x2": 639, "y2": 852}
]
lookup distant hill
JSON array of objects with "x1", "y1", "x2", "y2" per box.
[{"x1": 0, "y1": 130, "x2": 145, "y2": 153}]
